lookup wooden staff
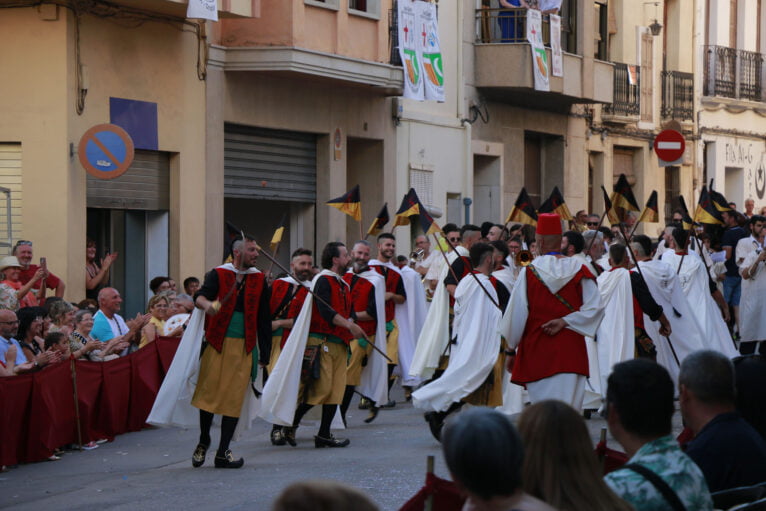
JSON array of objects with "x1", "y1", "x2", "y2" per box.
[{"x1": 70, "y1": 358, "x2": 84, "y2": 450}]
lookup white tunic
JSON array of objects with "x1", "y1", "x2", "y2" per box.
[
  {"x1": 739, "y1": 251, "x2": 766, "y2": 342},
  {"x1": 595, "y1": 268, "x2": 635, "y2": 396}
]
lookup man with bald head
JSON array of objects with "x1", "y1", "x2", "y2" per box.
[{"x1": 91, "y1": 287, "x2": 149, "y2": 353}]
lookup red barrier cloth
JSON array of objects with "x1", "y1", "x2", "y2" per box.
[
  {"x1": 128, "y1": 343, "x2": 162, "y2": 431},
  {"x1": 26, "y1": 362, "x2": 77, "y2": 462},
  {"x1": 595, "y1": 441, "x2": 629, "y2": 475},
  {"x1": 399, "y1": 472, "x2": 465, "y2": 511},
  {"x1": 0, "y1": 373, "x2": 33, "y2": 466},
  {"x1": 155, "y1": 336, "x2": 181, "y2": 374},
  {"x1": 73, "y1": 360, "x2": 107, "y2": 443},
  {"x1": 98, "y1": 356, "x2": 132, "y2": 438}
]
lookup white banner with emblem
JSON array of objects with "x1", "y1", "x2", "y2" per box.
[
  {"x1": 550, "y1": 14, "x2": 563, "y2": 77},
  {"x1": 418, "y1": 2, "x2": 445, "y2": 102},
  {"x1": 398, "y1": 0, "x2": 424, "y2": 100},
  {"x1": 187, "y1": 0, "x2": 218, "y2": 21},
  {"x1": 527, "y1": 9, "x2": 550, "y2": 91}
]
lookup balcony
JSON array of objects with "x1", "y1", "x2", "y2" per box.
[
  {"x1": 107, "y1": 0, "x2": 253, "y2": 18},
  {"x1": 704, "y1": 45, "x2": 764, "y2": 102},
  {"x1": 661, "y1": 70, "x2": 693, "y2": 121},
  {"x1": 603, "y1": 63, "x2": 640, "y2": 118},
  {"x1": 471, "y1": 8, "x2": 613, "y2": 111}
]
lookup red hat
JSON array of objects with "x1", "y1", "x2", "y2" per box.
[{"x1": 536, "y1": 213, "x2": 562, "y2": 235}]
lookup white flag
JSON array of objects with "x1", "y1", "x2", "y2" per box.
[
  {"x1": 526, "y1": 9, "x2": 550, "y2": 91},
  {"x1": 550, "y1": 14, "x2": 563, "y2": 77},
  {"x1": 398, "y1": 0, "x2": 424, "y2": 100},
  {"x1": 417, "y1": 2, "x2": 445, "y2": 102},
  {"x1": 187, "y1": 0, "x2": 218, "y2": 21}
]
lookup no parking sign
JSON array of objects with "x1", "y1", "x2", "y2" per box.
[{"x1": 78, "y1": 124, "x2": 134, "y2": 180}]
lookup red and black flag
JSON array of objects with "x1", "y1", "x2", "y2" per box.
[
  {"x1": 327, "y1": 184, "x2": 362, "y2": 221},
  {"x1": 366, "y1": 203, "x2": 390, "y2": 237},
  {"x1": 538, "y1": 186, "x2": 573, "y2": 221},
  {"x1": 678, "y1": 195, "x2": 696, "y2": 231},
  {"x1": 636, "y1": 190, "x2": 659, "y2": 224},
  {"x1": 612, "y1": 173, "x2": 640, "y2": 212},
  {"x1": 694, "y1": 186, "x2": 724, "y2": 225},
  {"x1": 393, "y1": 188, "x2": 422, "y2": 227},
  {"x1": 418, "y1": 200, "x2": 441, "y2": 236},
  {"x1": 602, "y1": 185, "x2": 620, "y2": 225},
  {"x1": 505, "y1": 187, "x2": 538, "y2": 226}
]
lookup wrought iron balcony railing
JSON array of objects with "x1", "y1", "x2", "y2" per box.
[
  {"x1": 603, "y1": 63, "x2": 640, "y2": 117},
  {"x1": 474, "y1": 8, "x2": 551, "y2": 46},
  {"x1": 704, "y1": 45, "x2": 764, "y2": 102},
  {"x1": 661, "y1": 70, "x2": 694, "y2": 120}
]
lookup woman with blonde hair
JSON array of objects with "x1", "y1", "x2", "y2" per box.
[
  {"x1": 48, "y1": 299, "x2": 76, "y2": 336},
  {"x1": 518, "y1": 400, "x2": 634, "y2": 511}
]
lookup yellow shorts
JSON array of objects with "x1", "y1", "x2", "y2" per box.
[
  {"x1": 191, "y1": 337, "x2": 252, "y2": 417},
  {"x1": 346, "y1": 337, "x2": 374, "y2": 386},
  {"x1": 301, "y1": 337, "x2": 348, "y2": 406},
  {"x1": 266, "y1": 333, "x2": 283, "y2": 374},
  {"x1": 386, "y1": 321, "x2": 399, "y2": 366}
]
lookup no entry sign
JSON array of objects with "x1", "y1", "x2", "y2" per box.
[
  {"x1": 653, "y1": 129, "x2": 685, "y2": 166},
  {"x1": 78, "y1": 124, "x2": 135, "y2": 180}
]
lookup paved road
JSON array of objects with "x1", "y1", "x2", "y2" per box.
[{"x1": 0, "y1": 385, "x2": 635, "y2": 511}]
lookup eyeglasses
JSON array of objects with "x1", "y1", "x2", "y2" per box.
[
  {"x1": 586, "y1": 222, "x2": 599, "y2": 226},
  {"x1": 448, "y1": 237, "x2": 461, "y2": 242},
  {"x1": 0, "y1": 320, "x2": 19, "y2": 325},
  {"x1": 14, "y1": 240, "x2": 31, "y2": 247}
]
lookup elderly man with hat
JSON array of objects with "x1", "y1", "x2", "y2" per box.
[
  {"x1": 499, "y1": 213, "x2": 604, "y2": 409},
  {"x1": 0, "y1": 255, "x2": 46, "y2": 309}
]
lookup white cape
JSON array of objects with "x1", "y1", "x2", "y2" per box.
[
  {"x1": 661, "y1": 251, "x2": 738, "y2": 358},
  {"x1": 393, "y1": 265, "x2": 427, "y2": 386},
  {"x1": 595, "y1": 268, "x2": 634, "y2": 396},
  {"x1": 258, "y1": 270, "x2": 345, "y2": 428},
  {"x1": 412, "y1": 273, "x2": 501, "y2": 412},
  {"x1": 356, "y1": 269, "x2": 389, "y2": 406},
  {"x1": 638, "y1": 260, "x2": 706, "y2": 385},
  {"x1": 571, "y1": 254, "x2": 603, "y2": 409},
  {"x1": 409, "y1": 246, "x2": 468, "y2": 380},
  {"x1": 739, "y1": 251, "x2": 766, "y2": 342}
]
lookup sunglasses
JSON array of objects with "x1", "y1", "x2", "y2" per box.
[
  {"x1": 448, "y1": 237, "x2": 461, "y2": 242},
  {"x1": 586, "y1": 222, "x2": 599, "y2": 226},
  {"x1": 14, "y1": 240, "x2": 32, "y2": 247}
]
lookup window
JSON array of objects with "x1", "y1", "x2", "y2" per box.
[
  {"x1": 349, "y1": 0, "x2": 379, "y2": 18},
  {"x1": 305, "y1": 0, "x2": 339, "y2": 11}
]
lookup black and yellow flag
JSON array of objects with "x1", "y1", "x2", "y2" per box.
[
  {"x1": 636, "y1": 190, "x2": 659, "y2": 224},
  {"x1": 393, "y1": 188, "x2": 422, "y2": 227},
  {"x1": 418, "y1": 200, "x2": 441, "y2": 236},
  {"x1": 694, "y1": 186, "x2": 724, "y2": 225},
  {"x1": 602, "y1": 185, "x2": 620, "y2": 225},
  {"x1": 366, "y1": 203, "x2": 390, "y2": 237},
  {"x1": 538, "y1": 186, "x2": 573, "y2": 221},
  {"x1": 709, "y1": 183, "x2": 733, "y2": 214},
  {"x1": 613, "y1": 174, "x2": 640, "y2": 212},
  {"x1": 326, "y1": 184, "x2": 362, "y2": 221},
  {"x1": 505, "y1": 187, "x2": 538, "y2": 226},
  {"x1": 678, "y1": 196, "x2": 696, "y2": 230}
]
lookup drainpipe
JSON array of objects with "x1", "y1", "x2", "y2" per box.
[{"x1": 463, "y1": 197, "x2": 473, "y2": 223}]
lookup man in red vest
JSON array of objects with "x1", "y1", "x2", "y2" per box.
[
  {"x1": 191, "y1": 237, "x2": 272, "y2": 469},
  {"x1": 499, "y1": 213, "x2": 604, "y2": 410}
]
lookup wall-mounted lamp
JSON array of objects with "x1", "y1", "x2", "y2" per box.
[
  {"x1": 644, "y1": 2, "x2": 662, "y2": 36},
  {"x1": 601, "y1": 129, "x2": 609, "y2": 141}
]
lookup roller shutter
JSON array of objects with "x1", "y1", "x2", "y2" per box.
[
  {"x1": 86, "y1": 150, "x2": 169, "y2": 210},
  {"x1": 224, "y1": 124, "x2": 317, "y2": 202}
]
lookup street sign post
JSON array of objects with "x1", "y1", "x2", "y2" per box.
[
  {"x1": 78, "y1": 124, "x2": 135, "y2": 180},
  {"x1": 653, "y1": 129, "x2": 685, "y2": 167}
]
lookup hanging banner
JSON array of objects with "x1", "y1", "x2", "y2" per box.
[
  {"x1": 527, "y1": 9, "x2": 550, "y2": 91},
  {"x1": 187, "y1": 0, "x2": 218, "y2": 21},
  {"x1": 398, "y1": 0, "x2": 424, "y2": 100},
  {"x1": 418, "y1": 2, "x2": 445, "y2": 102},
  {"x1": 550, "y1": 14, "x2": 563, "y2": 77}
]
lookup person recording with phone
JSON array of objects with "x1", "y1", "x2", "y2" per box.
[{"x1": 12, "y1": 240, "x2": 66, "y2": 301}]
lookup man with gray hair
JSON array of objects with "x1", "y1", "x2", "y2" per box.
[
  {"x1": 582, "y1": 230, "x2": 605, "y2": 275},
  {"x1": 679, "y1": 350, "x2": 766, "y2": 492}
]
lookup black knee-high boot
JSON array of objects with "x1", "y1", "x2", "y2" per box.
[
  {"x1": 339, "y1": 385, "x2": 356, "y2": 425},
  {"x1": 199, "y1": 410, "x2": 213, "y2": 446},
  {"x1": 292, "y1": 402, "x2": 313, "y2": 427},
  {"x1": 217, "y1": 415, "x2": 239, "y2": 456},
  {"x1": 387, "y1": 363, "x2": 396, "y2": 392}
]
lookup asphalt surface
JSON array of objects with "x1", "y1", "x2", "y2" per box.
[{"x1": 0, "y1": 385, "x2": 652, "y2": 511}]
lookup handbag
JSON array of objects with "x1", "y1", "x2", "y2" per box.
[{"x1": 301, "y1": 344, "x2": 321, "y2": 382}]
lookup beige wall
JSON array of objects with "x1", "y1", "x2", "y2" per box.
[
  {"x1": 0, "y1": 7, "x2": 208, "y2": 301},
  {"x1": 217, "y1": 0, "x2": 391, "y2": 63}
]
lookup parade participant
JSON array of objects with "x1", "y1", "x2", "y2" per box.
[
  {"x1": 413, "y1": 243, "x2": 505, "y2": 440},
  {"x1": 424, "y1": 223, "x2": 461, "y2": 292},
  {"x1": 595, "y1": 244, "x2": 670, "y2": 397},
  {"x1": 735, "y1": 215, "x2": 764, "y2": 269},
  {"x1": 412, "y1": 235, "x2": 436, "y2": 278},
  {"x1": 444, "y1": 224, "x2": 482, "y2": 297},
  {"x1": 581, "y1": 230, "x2": 605, "y2": 275},
  {"x1": 505, "y1": 236, "x2": 523, "y2": 276},
  {"x1": 368, "y1": 233, "x2": 406, "y2": 406},
  {"x1": 392, "y1": 253, "x2": 427, "y2": 402},
  {"x1": 490, "y1": 240, "x2": 515, "y2": 291},
  {"x1": 260, "y1": 242, "x2": 367, "y2": 448},
  {"x1": 340, "y1": 241, "x2": 387, "y2": 425},
  {"x1": 499, "y1": 213, "x2": 603, "y2": 410},
  {"x1": 631, "y1": 235, "x2": 706, "y2": 386},
  {"x1": 267, "y1": 248, "x2": 313, "y2": 446},
  {"x1": 661, "y1": 227, "x2": 739, "y2": 358},
  {"x1": 190, "y1": 237, "x2": 272, "y2": 469},
  {"x1": 738, "y1": 226, "x2": 766, "y2": 355},
  {"x1": 410, "y1": 227, "x2": 470, "y2": 381}
]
